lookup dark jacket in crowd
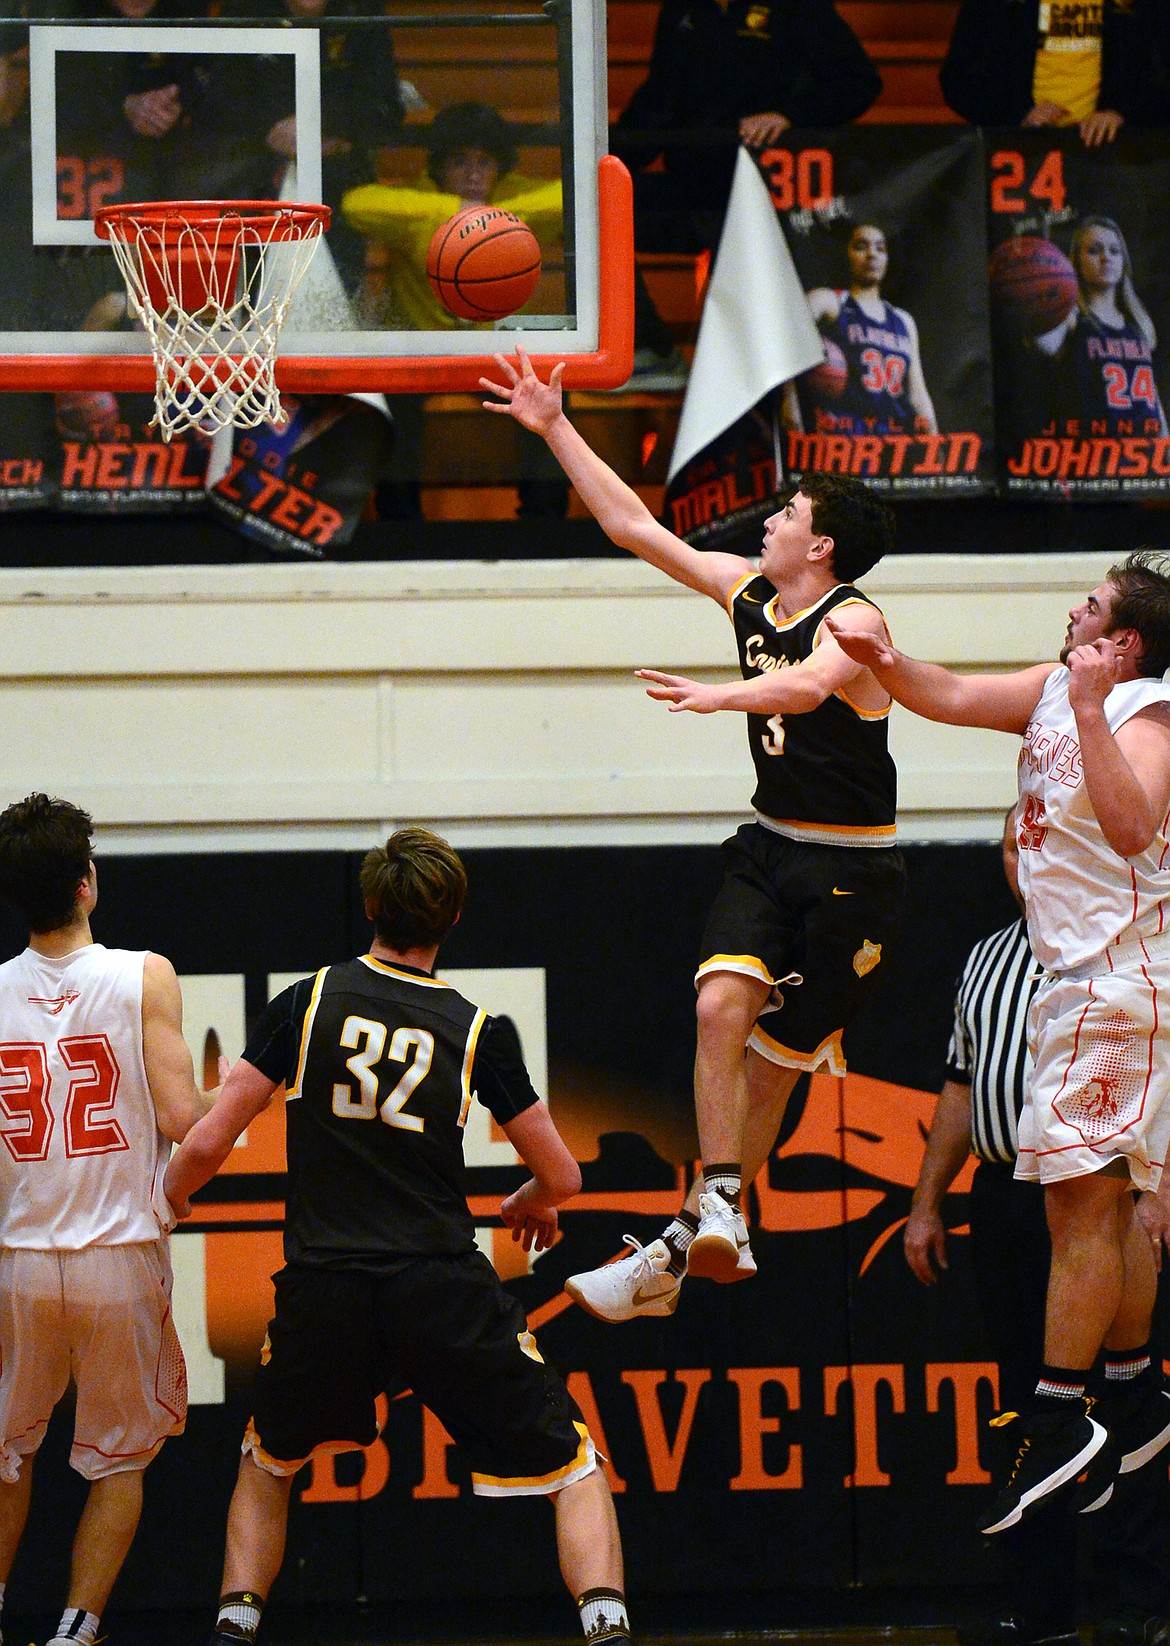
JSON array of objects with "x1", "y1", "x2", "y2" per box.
[
  {"x1": 611, "y1": 0, "x2": 880, "y2": 192},
  {"x1": 940, "y1": 0, "x2": 1170, "y2": 128}
]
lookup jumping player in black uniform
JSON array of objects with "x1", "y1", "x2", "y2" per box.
[
  {"x1": 164, "y1": 827, "x2": 632, "y2": 1646},
  {"x1": 481, "y1": 348, "x2": 905, "y2": 1324}
]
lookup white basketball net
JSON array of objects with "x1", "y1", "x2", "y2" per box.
[{"x1": 100, "y1": 205, "x2": 328, "y2": 440}]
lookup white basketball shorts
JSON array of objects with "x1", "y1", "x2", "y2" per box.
[
  {"x1": 1016, "y1": 942, "x2": 1170, "y2": 1191},
  {"x1": 0, "y1": 1240, "x2": 187, "y2": 1481}
]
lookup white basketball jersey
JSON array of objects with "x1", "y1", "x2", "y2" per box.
[
  {"x1": 1017, "y1": 668, "x2": 1170, "y2": 972},
  {"x1": 0, "y1": 944, "x2": 170, "y2": 1248}
]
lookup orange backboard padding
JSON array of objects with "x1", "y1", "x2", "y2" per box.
[{"x1": 0, "y1": 156, "x2": 635, "y2": 395}]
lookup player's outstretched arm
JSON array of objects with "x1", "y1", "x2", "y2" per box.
[
  {"x1": 162, "y1": 1059, "x2": 277, "y2": 1219},
  {"x1": 823, "y1": 615, "x2": 1056, "y2": 734},
  {"x1": 481, "y1": 349, "x2": 751, "y2": 605},
  {"x1": 636, "y1": 601, "x2": 890, "y2": 716},
  {"x1": 142, "y1": 953, "x2": 220, "y2": 1142},
  {"x1": 499, "y1": 1100, "x2": 582, "y2": 1252}
]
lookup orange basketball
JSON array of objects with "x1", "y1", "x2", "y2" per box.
[
  {"x1": 426, "y1": 205, "x2": 542, "y2": 322},
  {"x1": 805, "y1": 337, "x2": 848, "y2": 400},
  {"x1": 988, "y1": 235, "x2": 1078, "y2": 336}
]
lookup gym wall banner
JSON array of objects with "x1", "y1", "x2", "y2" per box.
[
  {"x1": 773, "y1": 127, "x2": 995, "y2": 498},
  {"x1": 985, "y1": 129, "x2": 1170, "y2": 499},
  {"x1": 3, "y1": 839, "x2": 1134, "y2": 1618}
]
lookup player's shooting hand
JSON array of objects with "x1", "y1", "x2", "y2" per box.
[
  {"x1": 636, "y1": 669, "x2": 723, "y2": 713},
  {"x1": 1067, "y1": 637, "x2": 1123, "y2": 712},
  {"x1": 1080, "y1": 109, "x2": 1123, "y2": 148},
  {"x1": 481, "y1": 347, "x2": 564, "y2": 435},
  {"x1": 903, "y1": 1206, "x2": 948, "y2": 1286},
  {"x1": 124, "y1": 83, "x2": 182, "y2": 139},
  {"x1": 1136, "y1": 1187, "x2": 1170, "y2": 1271},
  {"x1": 822, "y1": 614, "x2": 894, "y2": 669},
  {"x1": 1023, "y1": 100, "x2": 1070, "y2": 127},
  {"x1": 739, "y1": 111, "x2": 791, "y2": 148}
]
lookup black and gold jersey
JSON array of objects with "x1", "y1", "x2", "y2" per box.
[
  {"x1": 243, "y1": 956, "x2": 539, "y2": 1272},
  {"x1": 729, "y1": 574, "x2": 897, "y2": 847}
]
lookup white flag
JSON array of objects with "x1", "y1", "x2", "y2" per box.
[{"x1": 668, "y1": 147, "x2": 823, "y2": 481}]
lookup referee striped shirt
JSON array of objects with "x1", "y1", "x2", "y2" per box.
[{"x1": 945, "y1": 918, "x2": 1042, "y2": 1165}]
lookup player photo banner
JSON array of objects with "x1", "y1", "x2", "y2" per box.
[
  {"x1": 772, "y1": 128, "x2": 995, "y2": 498},
  {"x1": 986, "y1": 130, "x2": 1170, "y2": 499},
  {"x1": 208, "y1": 393, "x2": 395, "y2": 556}
]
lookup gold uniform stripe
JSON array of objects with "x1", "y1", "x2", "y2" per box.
[
  {"x1": 286, "y1": 967, "x2": 328, "y2": 1102},
  {"x1": 458, "y1": 1007, "x2": 488, "y2": 1128}
]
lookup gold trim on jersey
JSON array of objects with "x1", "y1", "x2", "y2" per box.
[
  {"x1": 286, "y1": 967, "x2": 328, "y2": 1102},
  {"x1": 695, "y1": 953, "x2": 775, "y2": 986},
  {"x1": 359, "y1": 954, "x2": 451, "y2": 987},
  {"x1": 750, "y1": 1020, "x2": 847, "y2": 1077},
  {"x1": 725, "y1": 570, "x2": 758, "y2": 620},
  {"x1": 458, "y1": 1007, "x2": 488, "y2": 1128},
  {"x1": 755, "y1": 811, "x2": 897, "y2": 847},
  {"x1": 811, "y1": 597, "x2": 892, "y2": 720},
  {"x1": 762, "y1": 583, "x2": 848, "y2": 633},
  {"x1": 470, "y1": 1421, "x2": 596, "y2": 1497}
]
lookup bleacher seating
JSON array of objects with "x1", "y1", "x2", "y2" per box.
[{"x1": 388, "y1": 0, "x2": 963, "y2": 518}]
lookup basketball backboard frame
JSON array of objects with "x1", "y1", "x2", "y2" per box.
[{"x1": 0, "y1": 3, "x2": 634, "y2": 394}]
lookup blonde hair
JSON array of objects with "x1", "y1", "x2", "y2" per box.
[
  {"x1": 1072, "y1": 215, "x2": 1157, "y2": 350},
  {"x1": 359, "y1": 826, "x2": 467, "y2": 950}
]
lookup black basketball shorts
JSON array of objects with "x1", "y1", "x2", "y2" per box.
[
  {"x1": 696, "y1": 822, "x2": 906, "y2": 1073},
  {"x1": 245, "y1": 1252, "x2": 596, "y2": 1496}
]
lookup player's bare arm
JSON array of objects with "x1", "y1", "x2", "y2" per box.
[
  {"x1": 141, "y1": 952, "x2": 219, "y2": 1142},
  {"x1": 1069, "y1": 642, "x2": 1170, "y2": 857},
  {"x1": 163, "y1": 1058, "x2": 278, "y2": 1218},
  {"x1": 499, "y1": 1099, "x2": 582, "y2": 1252},
  {"x1": 637, "y1": 600, "x2": 889, "y2": 716},
  {"x1": 903, "y1": 314, "x2": 938, "y2": 434},
  {"x1": 481, "y1": 348, "x2": 752, "y2": 606},
  {"x1": 823, "y1": 616, "x2": 1057, "y2": 734}
]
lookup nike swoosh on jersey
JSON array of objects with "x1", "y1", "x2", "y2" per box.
[{"x1": 831, "y1": 888, "x2": 855, "y2": 896}]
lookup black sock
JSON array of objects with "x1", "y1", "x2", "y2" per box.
[
  {"x1": 1033, "y1": 1365, "x2": 1087, "y2": 1415},
  {"x1": 703, "y1": 1166, "x2": 741, "y2": 1211},
  {"x1": 662, "y1": 1209, "x2": 698, "y2": 1275}
]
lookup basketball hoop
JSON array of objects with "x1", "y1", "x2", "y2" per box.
[{"x1": 93, "y1": 200, "x2": 331, "y2": 440}]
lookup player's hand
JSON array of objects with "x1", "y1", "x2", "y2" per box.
[
  {"x1": 636, "y1": 669, "x2": 723, "y2": 713},
  {"x1": 822, "y1": 614, "x2": 895, "y2": 669},
  {"x1": 1080, "y1": 109, "x2": 1123, "y2": 148},
  {"x1": 1067, "y1": 637, "x2": 1123, "y2": 713},
  {"x1": 481, "y1": 347, "x2": 565, "y2": 435},
  {"x1": 500, "y1": 1189, "x2": 559, "y2": 1251},
  {"x1": 739, "y1": 110, "x2": 791, "y2": 148},
  {"x1": 266, "y1": 115, "x2": 298, "y2": 157},
  {"x1": 1136, "y1": 1188, "x2": 1170, "y2": 1271},
  {"x1": 1023, "y1": 100, "x2": 1069, "y2": 127},
  {"x1": 903, "y1": 1206, "x2": 948, "y2": 1285},
  {"x1": 124, "y1": 83, "x2": 182, "y2": 139}
]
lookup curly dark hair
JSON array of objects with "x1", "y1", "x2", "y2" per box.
[
  {"x1": 1107, "y1": 547, "x2": 1170, "y2": 678},
  {"x1": 359, "y1": 826, "x2": 468, "y2": 951},
  {"x1": 0, "y1": 792, "x2": 94, "y2": 933},
  {"x1": 795, "y1": 472, "x2": 897, "y2": 582},
  {"x1": 425, "y1": 102, "x2": 517, "y2": 187}
]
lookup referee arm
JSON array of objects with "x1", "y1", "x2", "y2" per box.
[{"x1": 904, "y1": 1080, "x2": 972, "y2": 1286}]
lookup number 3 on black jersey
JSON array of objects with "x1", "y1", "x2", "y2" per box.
[{"x1": 331, "y1": 1014, "x2": 434, "y2": 1131}]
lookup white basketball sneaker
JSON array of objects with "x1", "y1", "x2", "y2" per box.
[
  {"x1": 688, "y1": 1192, "x2": 755, "y2": 1282},
  {"x1": 566, "y1": 1235, "x2": 683, "y2": 1322}
]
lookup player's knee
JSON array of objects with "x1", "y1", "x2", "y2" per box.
[{"x1": 695, "y1": 974, "x2": 761, "y2": 1043}]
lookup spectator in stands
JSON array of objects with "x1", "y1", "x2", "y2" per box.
[
  {"x1": 343, "y1": 101, "x2": 568, "y2": 519},
  {"x1": 940, "y1": 0, "x2": 1170, "y2": 143},
  {"x1": 610, "y1": 0, "x2": 881, "y2": 391},
  {"x1": 216, "y1": 0, "x2": 406, "y2": 290}
]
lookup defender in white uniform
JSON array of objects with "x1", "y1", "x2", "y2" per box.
[
  {"x1": 0, "y1": 795, "x2": 212, "y2": 1646},
  {"x1": 823, "y1": 552, "x2": 1170, "y2": 1538}
]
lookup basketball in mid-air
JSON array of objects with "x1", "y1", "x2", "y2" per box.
[
  {"x1": 426, "y1": 206, "x2": 542, "y2": 322},
  {"x1": 805, "y1": 337, "x2": 848, "y2": 399},
  {"x1": 988, "y1": 236, "x2": 1078, "y2": 336}
]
